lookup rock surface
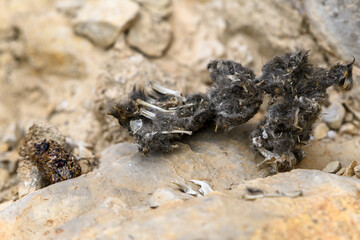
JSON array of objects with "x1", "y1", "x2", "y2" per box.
[
  {"x1": 126, "y1": 11, "x2": 172, "y2": 57},
  {"x1": 1, "y1": 124, "x2": 360, "y2": 239},
  {"x1": 1, "y1": 163, "x2": 360, "y2": 239},
  {"x1": 322, "y1": 161, "x2": 341, "y2": 174},
  {"x1": 301, "y1": 0, "x2": 360, "y2": 63},
  {"x1": 18, "y1": 12, "x2": 95, "y2": 78},
  {"x1": 74, "y1": 0, "x2": 139, "y2": 48}
]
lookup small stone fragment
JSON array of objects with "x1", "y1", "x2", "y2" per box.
[
  {"x1": 344, "y1": 161, "x2": 358, "y2": 177},
  {"x1": 126, "y1": 11, "x2": 172, "y2": 57},
  {"x1": 339, "y1": 123, "x2": 358, "y2": 135},
  {"x1": 323, "y1": 103, "x2": 346, "y2": 130},
  {"x1": 336, "y1": 167, "x2": 346, "y2": 175},
  {"x1": 354, "y1": 165, "x2": 360, "y2": 178},
  {"x1": 353, "y1": 120, "x2": 360, "y2": 127},
  {"x1": 322, "y1": 161, "x2": 341, "y2": 174},
  {"x1": 75, "y1": 0, "x2": 139, "y2": 32},
  {"x1": 134, "y1": 0, "x2": 172, "y2": 18},
  {"x1": 74, "y1": 0, "x2": 139, "y2": 48},
  {"x1": 327, "y1": 130, "x2": 337, "y2": 139},
  {"x1": 55, "y1": 0, "x2": 82, "y2": 17},
  {"x1": 313, "y1": 122, "x2": 329, "y2": 140},
  {"x1": 74, "y1": 22, "x2": 119, "y2": 48}
]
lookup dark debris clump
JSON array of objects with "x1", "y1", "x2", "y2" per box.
[
  {"x1": 108, "y1": 50, "x2": 355, "y2": 172},
  {"x1": 108, "y1": 83, "x2": 213, "y2": 153},
  {"x1": 32, "y1": 139, "x2": 82, "y2": 184},
  {"x1": 251, "y1": 50, "x2": 354, "y2": 171},
  {"x1": 208, "y1": 60, "x2": 263, "y2": 131}
]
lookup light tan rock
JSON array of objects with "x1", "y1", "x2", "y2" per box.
[
  {"x1": 336, "y1": 167, "x2": 346, "y2": 175},
  {"x1": 168, "y1": 0, "x2": 316, "y2": 74},
  {"x1": 168, "y1": 0, "x2": 226, "y2": 70},
  {"x1": 74, "y1": 0, "x2": 139, "y2": 48},
  {"x1": 19, "y1": 12, "x2": 94, "y2": 78},
  {"x1": 75, "y1": 0, "x2": 139, "y2": 32},
  {"x1": 299, "y1": 132, "x2": 360, "y2": 172},
  {"x1": 322, "y1": 161, "x2": 341, "y2": 174},
  {"x1": 134, "y1": 0, "x2": 172, "y2": 18},
  {"x1": 301, "y1": 0, "x2": 360, "y2": 62},
  {"x1": 313, "y1": 122, "x2": 329, "y2": 140},
  {"x1": 73, "y1": 22, "x2": 119, "y2": 48},
  {"x1": 55, "y1": 0, "x2": 83, "y2": 18},
  {"x1": 126, "y1": 11, "x2": 172, "y2": 57},
  {"x1": 354, "y1": 165, "x2": 360, "y2": 178},
  {"x1": 344, "y1": 161, "x2": 358, "y2": 177},
  {"x1": 323, "y1": 103, "x2": 346, "y2": 130},
  {"x1": 339, "y1": 123, "x2": 359, "y2": 135},
  {"x1": 1, "y1": 168, "x2": 360, "y2": 239}
]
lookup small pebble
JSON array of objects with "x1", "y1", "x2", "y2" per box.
[
  {"x1": 322, "y1": 161, "x2": 341, "y2": 173},
  {"x1": 336, "y1": 167, "x2": 346, "y2": 175},
  {"x1": 327, "y1": 130, "x2": 337, "y2": 139},
  {"x1": 323, "y1": 103, "x2": 345, "y2": 130},
  {"x1": 313, "y1": 122, "x2": 329, "y2": 140},
  {"x1": 344, "y1": 161, "x2": 358, "y2": 177},
  {"x1": 354, "y1": 165, "x2": 360, "y2": 178},
  {"x1": 339, "y1": 123, "x2": 358, "y2": 135}
]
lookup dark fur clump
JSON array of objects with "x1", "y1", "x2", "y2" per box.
[
  {"x1": 208, "y1": 60, "x2": 263, "y2": 131},
  {"x1": 108, "y1": 50, "x2": 355, "y2": 172},
  {"x1": 108, "y1": 85, "x2": 213, "y2": 153},
  {"x1": 108, "y1": 60, "x2": 262, "y2": 154},
  {"x1": 251, "y1": 50, "x2": 354, "y2": 171}
]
